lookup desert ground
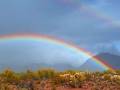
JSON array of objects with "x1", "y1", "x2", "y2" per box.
[{"x1": 0, "y1": 69, "x2": 120, "y2": 90}]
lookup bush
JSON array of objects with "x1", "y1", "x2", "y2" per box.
[
  {"x1": 37, "y1": 69, "x2": 56, "y2": 79},
  {"x1": 1, "y1": 69, "x2": 17, "y2": 83},
  {"x1": 57, "y1": 72, "x2": 86, "y2": 88}
]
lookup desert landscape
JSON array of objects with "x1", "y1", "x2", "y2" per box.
[
  {"x1": 0, "y1": 69, "x2": 120, "y2": 90},
  {"x1": 0, "y1": 0, "x2": 120, "y2": 90}
]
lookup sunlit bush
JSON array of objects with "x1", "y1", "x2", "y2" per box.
[{"x1": 57, "y1": 72, "x2": 86, "y2": 88}]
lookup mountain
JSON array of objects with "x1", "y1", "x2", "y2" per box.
[
  {"x1": 28, "y1": 62, "x2": 78, "y2": 71},
  {"x1": 79, "y1": 59, "x2": 105, "y2": 71},
  {"x1": 94, "y1": 53, "x2": 120, "y2": 69},
  {"x1": 80, "y1": 53, "x2": 120, "y2": 71},
  {"x1": 0, "y1": 62, "x2": 77, "y2": 71},
  {"x1": 1, "y1": 52, "x2": 119, "y2": 71}
]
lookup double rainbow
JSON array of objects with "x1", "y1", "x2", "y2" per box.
[{"x1": 0, "y1": 33, "x2": 114, "y2": 71}]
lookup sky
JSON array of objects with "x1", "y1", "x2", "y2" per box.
[
  {"x1": 0, "y1": 0, "x2": 120, "y2": 54},
  {"x1": 0, "y1": 0, "x2": 120, "y2": 70}
]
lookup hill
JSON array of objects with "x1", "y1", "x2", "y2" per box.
[{"x1": 80, "y1": 53, "x2": 120, "y2": 71}]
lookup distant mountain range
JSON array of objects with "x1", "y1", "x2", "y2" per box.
[
  {"x1": 80, "y1": 53, "x2": 120, "y2": 71},
  {"x1": 94, "y1": 53, "x2": 120, "y2": 69},
  {"x1": 0, "y1": 53, "x2": 120, "y2": 71},
  {"x1": 18, "y1": 53, "x2": 120, "y2": 71}
]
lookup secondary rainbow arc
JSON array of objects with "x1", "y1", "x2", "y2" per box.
[
  {"x1": 60, "y1": 0, "x2": 120, "y2": 27},
  {"x1": 0, "y1": 34, "x2": 114, "y2": 71}
]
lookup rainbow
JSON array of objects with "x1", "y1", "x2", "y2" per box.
[
  {"x1": 59, "y1": 0, "x2": 120, "y2": 27},
  {"x1": 80, "y1": 5, "x2": 120, "y2": 27},
  {"x1": 0, "y1": 33, "x2": 114, "y2": 71}
]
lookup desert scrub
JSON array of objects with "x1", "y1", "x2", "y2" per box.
[
  {"x1": 0, "y1": 69, "x2": 19, "y2": 83},
  {"x1": 57, "y1": 72, "x2": 86, "y2": 88},
  {"x1": 0, "y1": 69, "x2": 119, "y2": 90},
  {"x1": 37, "y1": 69, "x2": 56, "y2": 79}
]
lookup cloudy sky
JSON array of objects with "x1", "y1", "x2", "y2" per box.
[
  {"x1": 0, "y1": 0, "x2": 120, "y2": 54},
  {"x1": 0, "y1": 0, "x2": 120, "y2": 70},
  {"x1": 0, "y1": 0, "x2": 120, "y2": 51}
]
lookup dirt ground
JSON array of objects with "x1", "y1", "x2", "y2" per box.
[{"x1": 56, "y1": 87, "x2": 91, "y2": 90}]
